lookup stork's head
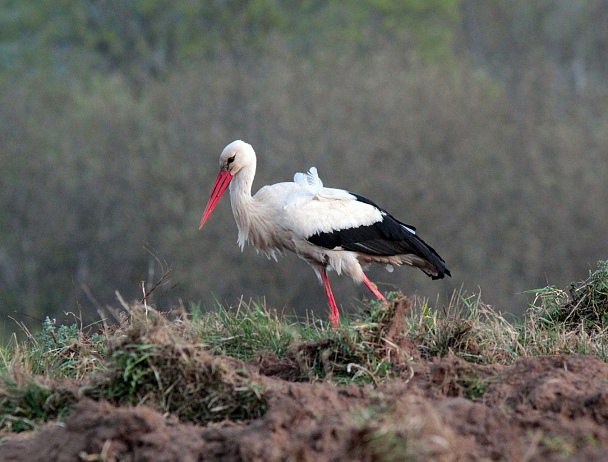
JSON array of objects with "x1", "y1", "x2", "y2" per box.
[
  {"x1": 218, "y1": 140, "x2": 255, "y2": 175},
  {"x1": 199, "y1": 140, "x2": 255, "y2": 229}
]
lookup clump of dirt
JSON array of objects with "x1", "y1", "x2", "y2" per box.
[{"x1": 0, "y1": 400, "x2": 205, "y2": 462}]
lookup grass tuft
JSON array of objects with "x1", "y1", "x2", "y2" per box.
[
  {"x1": 0, "y1": 349, "x2": 79, "y2": 432},
  {"x1": 410, "y1": 290, "x2": 518, "y2": 364},
  {"x1": 521, "y1": 261, "x2": 608, "y2": 357},
  {"x1": 94, "y1": 304, "x2": 267, "y2": 424},
  {"x1": 527, "y1": 261, "x2": 608, "y2": 331},
  {"x1": 191, "y1": 298, "x2": 298, "y2": 361}
]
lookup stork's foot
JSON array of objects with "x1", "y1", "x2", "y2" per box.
[{"x1": 361, "y1": 273, "x2": 387, "y2": 302}]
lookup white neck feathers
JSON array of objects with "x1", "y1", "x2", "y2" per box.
[{"x1": 229, "y1": 164, "x2": 256, "y2": 250}]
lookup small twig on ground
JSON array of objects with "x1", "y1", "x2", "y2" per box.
[
  {"x1": 140, "y1": 269, "x2": 173, "y2": 305},
  {"x1": 347, "y1": 363, "x2": 379, "y2": 388}
]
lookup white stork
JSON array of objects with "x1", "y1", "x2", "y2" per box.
[{"x1": 200, "y1": 140, "x2": 450, "y2": 327}]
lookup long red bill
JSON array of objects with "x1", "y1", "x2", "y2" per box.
[{"x1": 199, "y1": 170, "x2": 233, "y2": 229}]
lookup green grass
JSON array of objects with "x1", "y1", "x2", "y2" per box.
[
  {"x1": 189, "y1": 298, "x2": 301, "y2": 360},
  {"x1": 526, "y1": 261, "x2": 608, "y2": 331},
  {"x1": 0, "y1": 374, "x2": 78, "y2": 432},
  {"x1": 0, "y1": 337, "x2": 81, "y2": 432},
  {"x1": 2, "y1": 260, "x2": 608, "y2": 432}
]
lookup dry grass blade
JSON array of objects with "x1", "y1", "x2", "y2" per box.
[{"x1": 410, "y1": 290, "x2": 518, "y2": 364}]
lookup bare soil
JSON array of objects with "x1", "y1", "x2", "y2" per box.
[{"x1": 2, "y1": 353, "x2": 608, "y2": 461}]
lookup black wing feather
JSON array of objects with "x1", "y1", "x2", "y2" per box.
[{"x1": 306, "y1": 193, "x2": 451, "y2": 279}]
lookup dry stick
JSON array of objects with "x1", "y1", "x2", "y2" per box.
[
  {"x1": 346, "y1": 363, "x2": 379, "y2": 388},
  {"x1": 141, "y1": 281, "x2": 148, "y2": 316},
  {"x1": 140, "y1": 268, "x2": 173, "y2": 305},
  {"x1": 7, "y1": 316, "x2": 35, "y2": 341}
]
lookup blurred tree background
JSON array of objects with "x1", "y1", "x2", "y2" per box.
[{"x1": 1, "y1": 0, "x2": 608, "y2": 331}]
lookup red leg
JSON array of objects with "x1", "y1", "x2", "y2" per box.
[
  {"x1": 320, "y1": 268, "x2": 340, "y2": 327},
  {"x1": 361, "y1": 272, "x2": 387, "y2": 302}
]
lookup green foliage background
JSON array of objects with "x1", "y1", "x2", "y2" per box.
[{"x1": 1, "y1": 0, "x2": 607, "y2": 329}]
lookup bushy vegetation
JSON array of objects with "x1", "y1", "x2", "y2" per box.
[
  {"x1": 1, "y1": 1, "x2": 607, "y2": 336},
  {"x1": 2, "y1": 261, "x2": 608, "y2": 434},
  {"x1": 0, "y1": 0, "x2": 460, "y2": 81}
]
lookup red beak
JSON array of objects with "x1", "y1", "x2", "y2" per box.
[{"x1": 199, "y1": 170, "x2": 233, "y2": 229}]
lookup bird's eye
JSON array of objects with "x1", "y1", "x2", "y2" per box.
[{"x1": 227, "y1": 155, "x2": 236, "y2": 165}]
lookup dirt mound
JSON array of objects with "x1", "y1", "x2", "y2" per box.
[
  {"x1": 3, "y1": 354, "x2": 608, "y2": 461},
  {"x1": 1, "y1": 400, "x2": 204, "y2": 462}
]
